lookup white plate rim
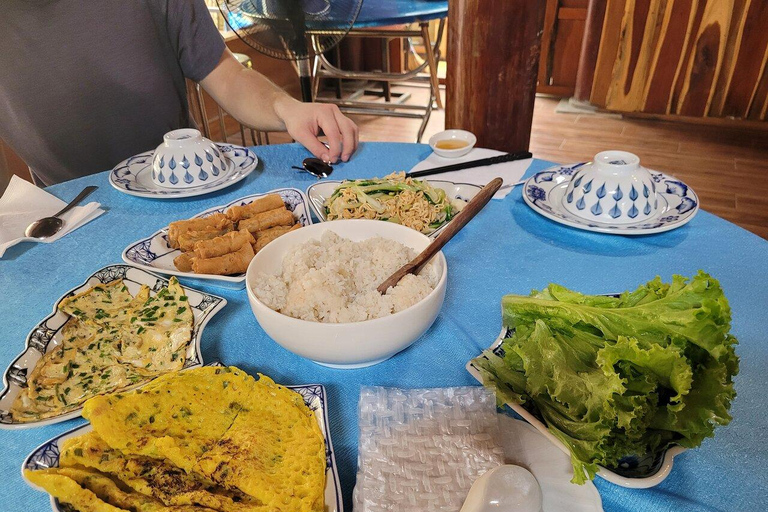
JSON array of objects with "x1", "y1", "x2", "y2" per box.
[
  {"x1": 501, "y1": 415, "x2": 603, "y2": 511},
  {"x1": 21, "y1": 373, "x2": 343, "y2": 512},
  {"x1": 108, "y1": 144, "x2": 258, "y2": 199},
  {"x1": 0, "y1": 264, "x2": 227, "y2": 430},
  {"x1": 466, "y1": 325, "x2": 687, "y2": 489},
  {"x1": 121, "y1": 188, "x2": 313, "y2": 286},
  {"x1": 306, "y1": 179, "x2": 482, "y2": 238},
  {"x1": 522, "y1": 163, "x2": 699, "y2": 235}
]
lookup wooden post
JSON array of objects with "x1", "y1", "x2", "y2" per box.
[
  {"x1": 446, "y1": 0, "x2": 547, "y2": 153},
  {"x1": 574, "y1": 0, "x2": 608, "y2": 102}
]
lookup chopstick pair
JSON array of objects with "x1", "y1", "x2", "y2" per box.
[{"x1": 405, "y1": 151, "x2": 532, "y2": 179}]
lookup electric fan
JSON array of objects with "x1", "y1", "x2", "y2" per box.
[{"x1": 218, "y1": 0, "x2": 364, "y2": 102}]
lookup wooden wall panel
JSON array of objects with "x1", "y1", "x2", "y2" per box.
[
  {"x1": 749, "y1": 62, "x2": 768, "y2": 119},
  {"x1": 642, "y1": 0, "x2": 693, "y2": 113},
  {"x1": 590, "y1": 0, "x2": 629, "y2": 104},
  {"x1": 588, "y1": 0, "x2": 768, "y2": 121},
  {"x1": 538, "y1": 0, "x2": 589, "y2": 96},
  {"x1": 718, "y1": 1, "x2": 768, "y2": 118},
  {"x1": 707, "y1": 0, "x2": 749, "y2": 116},
  {"x1": 676, "y1": 1, "x2": 734, "y2": 116}
]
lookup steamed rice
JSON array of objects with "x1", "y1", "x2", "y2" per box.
[{"x1": 252, "y1": 231, "x2": 438, "y2": 323}]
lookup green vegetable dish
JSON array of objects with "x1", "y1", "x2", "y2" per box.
[
  {"x1": 323, "y1": 172, "x2": 464, "y2": 234},
  {"x1": 472, "y1": 271, "x2": 738, "y2": 484}
]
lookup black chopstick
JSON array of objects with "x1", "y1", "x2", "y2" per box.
[{"x1": 406, "y1": 151, "x2": 533, "y2": 179}]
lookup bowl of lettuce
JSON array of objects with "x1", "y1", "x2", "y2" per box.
[{"x1": 467, "y1": 271, "x2": 738, "y2": 488}]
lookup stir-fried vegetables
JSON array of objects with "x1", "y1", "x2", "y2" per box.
[{"x1": 324, "y1": 172, "x2": 463, "y2": 234}]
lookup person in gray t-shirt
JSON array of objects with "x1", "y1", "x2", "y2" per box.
[{"x1": 0, "y1": 0, "x2": 358, "y2": 186}]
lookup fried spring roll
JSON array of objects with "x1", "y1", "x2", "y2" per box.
[
  {"x1": 192, "y1": 243, "x2": 255, "y2": 275},
  {"x1": 254, "y1": 223, "x2": 301, "y2": 252},
  {"x1": 238, "y1": 207, "x2": 294, "y2": 233},
  {"x1": 226, "y1": 194, "x2": 285, "y2": 222},
  {"x1": 168, "y1": 213, "x2": 232, "y2": 248},
  {"x1": 177, "y1": 228, "x2": 230, "y2": 252},
  {"x1": 193, "y1": 229, "x2": 255, "y2": 259},
  {"x1": 173, "y1": 252, "x2": 196, "y2": 272}
]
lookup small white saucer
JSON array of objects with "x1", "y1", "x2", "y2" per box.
[
  {"x1": 522, "y1": 163, "x2": 699, "y2": 235},
  {"x1": 109, "y1": 144, "x2": 258, "y2": 199}
]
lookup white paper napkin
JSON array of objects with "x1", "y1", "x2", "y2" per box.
[
  {"x1": 409, "y1": 147, "x2": 533, "y2": 199},
  {"x1": 0, "y1": 176, "x2": 104, "y2": 258}
]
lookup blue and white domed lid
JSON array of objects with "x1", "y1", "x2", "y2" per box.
[{"x1": 521, "y1": 150, "x2": 699, "y2": 235}]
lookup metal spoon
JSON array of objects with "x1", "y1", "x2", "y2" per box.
[
  {"x1": 292, "y1": 157, "x2": 333, "y2": 179},
  {"x1": 25, "y1": 186, "x2": 98, "y2": 239}
]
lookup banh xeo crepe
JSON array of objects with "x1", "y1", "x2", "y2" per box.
[
  {"x1": 25, "y1": 366, "x2": 327, "y2": 512},
  {"x1": 26, "y1": 467, "x2": 218, "y2": 512},
  {"x1": 60, "y1": 432, "x2": 263, "y2": 512},
  {"x1": 472, "y1": 271, "x2": 738, "y2": 484},
  {"x1": 11, "y1": 277, "x2": 193, "y2": 422}
]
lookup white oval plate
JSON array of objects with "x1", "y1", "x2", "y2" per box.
[
  {"x1": 522, "y1": 163, "x2": 699, "y2": 235},
  {"x1": 0, "y1": 265, "x2": 226, "y2": 429},
  {"x1": 122, "y1": 188, "x2": 312, "y2": 290},
  {"x1": 467, "y1": 325, "x2": 686, "y2": 489},
  {"x1": 22, "y1": 364, "x2": 342, "y2": 512},
  {"x1": 498, "y1": 414, "x2": 603, "y2": 512},
  {"x1": 306, "y1": 179, "x2": 482, "y2": 237},
  {"x1": 109, "y1": 143, "x2": 258, "y2": 199}
]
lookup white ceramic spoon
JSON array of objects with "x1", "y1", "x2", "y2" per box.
[{"x1": 460, "y1": 465, "x2": 544, "y2": 512}]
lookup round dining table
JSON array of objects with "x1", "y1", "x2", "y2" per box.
[{"x1": 1, "y1": 142, "x2": 766, "y2": 512}]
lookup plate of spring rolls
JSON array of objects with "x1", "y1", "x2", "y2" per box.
[{"x1": 122, "y1": 188, "x2": 311, "y2": 288}]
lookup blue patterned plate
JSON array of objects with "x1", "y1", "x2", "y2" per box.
[
  {"x1": 22, "y1": 368, "x2": 343, "y2": 512},
  {"x1": 122, "y1": 188, "x2": 312, "y2": 289},
  {"x1": 522, "y1": 163, "x2": 699, "y2": 235},
  {"x1": 0, "y1": 265, "x2": 226, "y2": 429},
  {"x1": 467, "y1": 322, "x2": 687, "y2": 489},
  {"x1": 306, "y1": 179, "x2": 482, "y2": 238},
  {"x1": 109, "y1": 143, "x2": 258, "y2": 199}
]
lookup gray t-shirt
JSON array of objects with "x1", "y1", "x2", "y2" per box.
[{"x1": 0, "y1": 0, "x2": 226, "y2": 186}]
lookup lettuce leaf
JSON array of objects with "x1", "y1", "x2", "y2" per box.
[{"x1": 473, "y1": 271, "x2": 738, "y2": 484}]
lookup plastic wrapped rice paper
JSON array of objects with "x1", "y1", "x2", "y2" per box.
[{"x1": 355, "y1": 386, "x2": 505, "y2": 512}]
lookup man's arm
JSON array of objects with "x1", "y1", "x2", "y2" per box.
[{"x1": 200, "y1": 50, "x2": 358, "y2": 163}]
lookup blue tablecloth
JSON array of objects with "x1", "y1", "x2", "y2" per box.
[{"x1": 1, "y1": 142, "x2": 766, "y2": 512}]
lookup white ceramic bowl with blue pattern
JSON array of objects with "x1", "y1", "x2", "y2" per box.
[
  {"x1": 523, "y1": 162, "x2": 699, "y2": 235},
  {"x1": 152, "y1": 129, "x2": 229, "y2": 189},
  {"x1": 563, "y1": 151, "x2": 658, "y2": 224}
]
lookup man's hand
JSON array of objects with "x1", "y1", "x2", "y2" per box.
[
  {"x1": 201, "y1": 50, "x2": 359, "y2": 163},
  {"x1": 275, "y1": 97, "x2": 359, "y2": 163}
]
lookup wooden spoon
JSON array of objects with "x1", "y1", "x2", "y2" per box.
[{"x1": 377, "y1": 177, "x2": 503, "y2": 294}]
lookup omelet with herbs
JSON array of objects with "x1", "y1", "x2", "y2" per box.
[
  {"x1": 25, "y1": 367, "x2": 327, "y2": 512},
  {"x1": 11, "y1": 278, "x2": 193, "y2": 422}
]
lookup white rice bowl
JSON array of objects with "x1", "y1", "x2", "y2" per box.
[
  {"x1": 245, "y1": 219, "x2": 447, "y2": 368},
  {"x1": 252, "y1": 231, "x2": 437, "y2": 323}
]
